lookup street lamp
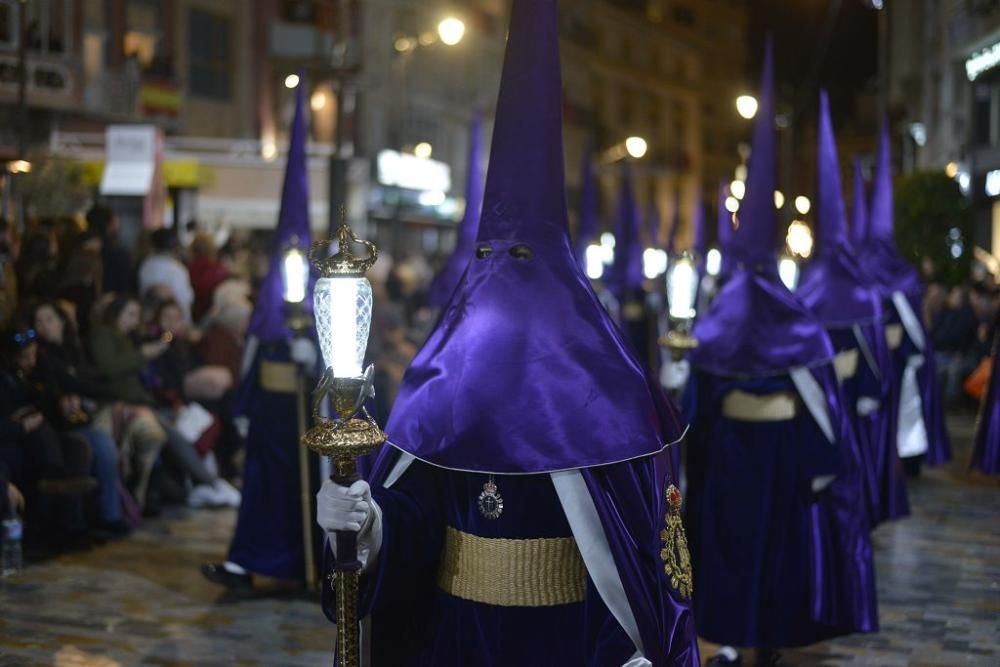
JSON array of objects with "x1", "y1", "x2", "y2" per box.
[
  {"x1": 302, "y1": 225, "x2": 385, "y2": 667},
  {"x1": 414, "y1": 142, "x2": 433, "y2": 159},
  {"x1": 625, "y1": 136, "x2": 648, "y2": 159},
  {"x1": 730, "y1": 179, "x2": 746, "y2": 200},
  {"x1": 786, "y1": 220, "x2": 814, "y2": 259},
  {"x1": 437, "y1": 17, "x2": 466, "y2": 46},
  {"x1": 285, "y1": 74, "x2": 300, "y2": 89},
  {"x1": 736, "y1": 95, "x2": 759, "y2": 120},
  {"x1": 794, "y1": 195, "x2": 811, "y2": 215}
]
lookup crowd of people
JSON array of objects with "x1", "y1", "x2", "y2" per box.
[
  {"x1": 0, "y1": 206, "x2": 253, "y2": 556},
  {"x1": 0, "y1": 195, "x2": 442, "y2": 562}
]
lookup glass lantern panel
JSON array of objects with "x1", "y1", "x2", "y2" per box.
[
  {"x1": 314, "y1": 275, "x2": 372, "y2": 378},
  {"x1": 667, "y1": 259, "x2": 698, "y2": 320}
]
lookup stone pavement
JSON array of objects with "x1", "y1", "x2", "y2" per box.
[{"x1": 0, "y1": 417, "x2": 997, "y2": 666}]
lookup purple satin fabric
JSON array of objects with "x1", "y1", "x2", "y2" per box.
[
  {"x1": 386, "y1": 237, "x2": 684, "y2": 473},
  {"x1": 247, "y1": 82, "x2": 314, "y2": 343},
  {"x1": 807, "y1": 364, "x2": 879, "y2": 634},
  {"x1": 798, "y1": 90, "x2": 882, "y2": 328},
  {"x1": 970, "y1": 331, "x2": 1000, "y2": 474},
  {"x1": 798, "y1": 251, "x2": 882, "y2": 327},
  {"x1": 690, "y1": 267, "x2": 835, "y2": 377},
  {"x1": 582, "y1": 449, "x2": 700, "y2": 666},
  {"x1": 429, "y1": 116, "x2": 486, "y2": 308},
  {"x1": 606, "y1": 162, "x2": 645, "y2": 301},
  {"x1": 385, "y1": 0, "x2": 684, "y2": 473}
]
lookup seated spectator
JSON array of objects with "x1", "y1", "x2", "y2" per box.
[
  {"x1": 188, "y1": 233, "x2": 230, "y2": 323},
  {"x1": 139, "y1": 229, "x2": 194, "y2": 323},
  {"x1": 86, "y1": 204, "x2": 134, "y2": 295},
  {"x1": 90, "y1": 294, "x2": 238, "y2": 509},
  {"x1": 0, "y1": 326, "x2": 95, "y2": 551},
  {"x1": 32, "y1": 302, "x2": 128, "y2": 536},
  {"x1": 934, "y1": 285, "x2": 979, "y2": 405}
]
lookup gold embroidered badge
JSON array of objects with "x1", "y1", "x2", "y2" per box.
[{"x1": 660, "y1": 484, "x2": 693, "y2": 599}]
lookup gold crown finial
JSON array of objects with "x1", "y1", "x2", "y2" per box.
[{"x1": 310, "y1": 224, "x2": 378, "y2": 277}]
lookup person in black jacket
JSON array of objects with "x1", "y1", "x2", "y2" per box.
[
  {"x1": 86, "y1": 204, "x2": 134, "y2": 296},
  {"x1": 32, "y1": 302, "x2": 127, "y2": 534},
  {"x1": 933, "y1": 285, "x2": 979, "y2": 405},
  {"x1": 0, "y1": 326, "x2": 95, "y2": 551}
]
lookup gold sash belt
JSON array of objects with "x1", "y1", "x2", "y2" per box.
[
  {"x1": 259, "y1": 360, "x2": 298, "y2": 394},
  {"x1": 886, "y1": 324, "x2": 904, "y2": 351},
  {"x1": 437, "y1": 526, "x2": 586, "y2": 607},
  {"x1": 834, "y1": 348, "x2": 859, "y2": 381},
  {"x1": 721, "y1": 390, "x2": 798, "y2": 421}
]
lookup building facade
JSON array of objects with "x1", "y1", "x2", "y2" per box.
[{"x1": 888, "y1": 0, "x2": 1000, "y2": 258}]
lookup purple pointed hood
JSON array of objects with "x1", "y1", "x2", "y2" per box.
[
  {"x1": 851, "y1": 157, "x2": 868, "y2": 246},
  {"x1": 247, "y1": 81, "x2": 313, "y2": 342},
  {"x1": 857, "y1": 121, "x2": 923, "y2": 299},
  {"x1": 797, "y1": 90, "x2": 882, "y2": 326},
  {"x1": 383, "y1": 0, "x2": 683, "y2": 473},
  {"x1": 574, "y1": 144, "x2": 599, "y2": 267},
  {"x1": 606, "y1": 161, "x2": 646, "y2": 300},
  {"x1": 429, "y1": 115, "x2": 486, "y2": 307},
  {"x1": 689, "y1": 40, "x2": 834, "y2": 376}
]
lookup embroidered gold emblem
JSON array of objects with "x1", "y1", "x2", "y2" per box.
[{"x1": 660, "y1": 484, "x2": 693, "y2": 599}]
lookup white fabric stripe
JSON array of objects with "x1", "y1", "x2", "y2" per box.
[
  {"x1": 790, "y1": 367, "x2": 836, "y2": 444},
  {"x1": 240, "y1": 335, "x2": 259, "y2": 380},
  {"x1": 852, "y1": 323, "x2": 881, "y2": 381},
  {"x1": 383, "y1": 451, "x2": 416, "y2": 489},
  {"x1": 892, "y1": 291, "x2": 926, "y2": 352},
  {"x1": 551, "y1": 470, "x2": 646, "y2": 663},
  {"x1": 897, "y1": 355, "x2": 929, "y2": 457}
]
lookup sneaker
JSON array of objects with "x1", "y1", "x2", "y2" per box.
[
  {"x1": 213, "y1": 479, "x2": 241, "y2": 508},
  {"x1": 188, "y1": 483, "x2": 228, "y2": 509}
]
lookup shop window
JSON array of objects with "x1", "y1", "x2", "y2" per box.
[{"x1": 189, "y1": 8, "x2": 232, "y2": 100}]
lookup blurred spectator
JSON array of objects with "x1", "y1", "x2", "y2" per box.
[
  {"x1": 86, "y1": 205, "x2": 134, "y2": 295},
  {"x1": 188, "y1": 233, "x2": 230, "y2": 323},
  {"x1": 17, "y1": 226, "x2": 60, "y2": 301},
  {"x1": 933, "y1": 286, "x2": 979, "y2": 405},
  {"x1": 57, "y1": 231, "x2": 104, "y2": 337},
  {"x1": 32, "y1": 302, "x2": 127, "y2": 535},
  {"x1": 0, "y1": 217, "x2": 17, "y2": 328},
  {"x1": 0, "y1": 326, "x2": 95, "y2": 550},
  {"x1": 199, "y1": 296, "x2": 251, "y2": 389},
  {"x1": 139, "y1": 229, "x2": 194, "y2": 322},
  {"x1": 88, "y1": 294, "x2": 168, "y2": 509}
]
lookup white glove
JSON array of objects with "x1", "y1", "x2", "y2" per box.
[
  {"x1": 316, "y1": 479, "x2": 383, "y2": 571},
  {"x1": 289, "y1": 338, "x2": 318, "y2": 368}
]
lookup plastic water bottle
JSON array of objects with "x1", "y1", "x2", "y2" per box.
[{"x1": 2, "y1": 515, "x2": 23, "y2": 577}]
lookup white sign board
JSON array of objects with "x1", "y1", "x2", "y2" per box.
[
  {"x1": 966, "y1": 41, "x2": 1000, "y2": 81},
  {"x1": 100, "y1": 126, "x2": 160, "y2": 196},
  {"x1": 377, "y1": 150, "x2": 451, "y2": 193}
]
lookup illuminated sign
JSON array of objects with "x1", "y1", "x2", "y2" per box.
[
  {"x1": 985, "y1": 169, "x2": 1000, "y2": 198},
  {"x1": 966, "y1": 41, "x2": 1000, "y2": 81},
  {"x1": 377, "y1": 150, "x2": 451, "y2": 192}
]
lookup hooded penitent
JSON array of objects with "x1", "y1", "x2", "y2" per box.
[
  {"x1": 574, "y1": 144, "x2": 599, "y2": 269},
  {"x1": 322, "y1": 2, "x2": 699, "y2": 664},
  {"x1": 429, "y1": 115, "x2": 486, "y2": 308},
  {"x1": 858, "y1": 123, "x2": 951, "y2": 466},
  {"x1": 683, "y1": 42, "x2": 877, "y2": 649},
  {"x1": 606, "y1": 161, "x2": 646, "y2": 306},
  {"x1": 970, "y1": 319, "x2": 1000, "y2": 475},
  {"x1": 798, "y1": 90, "x2": 908, "y2": 526},
  {"x1": 228, "y1": 80, "x2": 319, "y2": 582}
]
